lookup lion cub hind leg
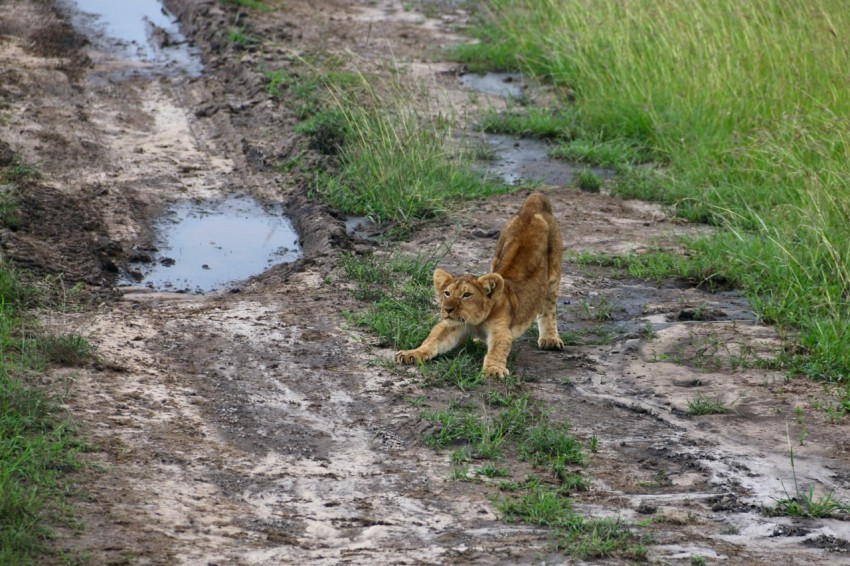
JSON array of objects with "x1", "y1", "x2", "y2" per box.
[
  {"x1": 536, "y1": 278, "x2": 563, "y2": 349},
  {"x1": 536, "y1": 310, "x2": 564, "y2": 350},
  {"x1": 395, "y1": 321, "x2": 469, "y2": 365}
]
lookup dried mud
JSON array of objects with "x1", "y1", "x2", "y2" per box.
[{"x1": 1, "y1": 0, "x2": 849, "y2": 564}]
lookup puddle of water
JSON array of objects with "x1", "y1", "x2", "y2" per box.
[
  {"x1": 124, "y1": 197, "x2": 301, "y2": 293},
  {"x1": 459, "y1": 72, "x2": 523, "y2": 98},
  {"x1": 65, "y1": 0, "x2": 202, "y2": 76},
  {"x1": 480, "y1": 134, "x2": 614, "y2": 186}
]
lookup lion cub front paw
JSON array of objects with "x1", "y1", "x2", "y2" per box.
[
  {"x1": 483, "y1": 364, "x2": 510, "y2": 378},
  {"x1": 395, "y1": 349, "x2": 429, "y2": 365},
  {"x1": 538, "y1": 335, "x2": 564, "y2": 350}
]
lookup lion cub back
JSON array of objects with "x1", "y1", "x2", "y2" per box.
[{"x1": 490, "y1": 192, "x2": 562, "y2": 333}]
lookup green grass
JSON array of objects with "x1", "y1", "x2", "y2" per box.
[
  {"x1": 0, "y1": 266, "x2": 85, "y2": 564},
  {"x1": 225, "y1": 28, "x2": 255, "y2": 48},
  {"x1": 457, "y1": 0, "x2": 850, "y2": 382},
  {"x1": 495, "y1": 485, "x2": 647, "y2": 560},
  {"x1": 763, "y1": 486, "x2": 849, "y2": 519},
  {"x1": 317, "y1": 93, "x2": 508, "y2": 226},
  {"x1": 0, "y1": 154, "x2": 87, "y2": 561},
  {"x1": 340, "y1": 251, "x2": 441, "y2": 350},
  {"x1": 686, "y1": 393, "x2": 730, "y2": 416},
  {"x1": 575, "y1": 169, "x2": 601, "y2": 193},
  {"x1": 479, "y1": 107, "x2": 579, "y2": 140},
  {"x1": 763, "y1": 431, "x2": 850, "y2": 519},
  {"x1": 270, "y1": 65, "x2": 513, "y2": 228},
  {"x1": 219, "y1": 0, "x2": 271, "y2": 11}
]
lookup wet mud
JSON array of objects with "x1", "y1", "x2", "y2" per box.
[{"x1": 1, "y1": 0, "x2": 849, "y2": 564}]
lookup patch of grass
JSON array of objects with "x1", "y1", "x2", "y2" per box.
[
  {"x1": 422, "y1": 394, "x2": 533, "y2": 460},
  {"x1": 521, "y1": 420, "x2": 586, "y2": 484},
  {"x1": 686, "y1": 393, "x2": 730, "y2": 416},
  {"x1": 552, "y1": 137, "x2": 650, "y2": 167},
  {"x1": 419, "y1": 343, "x2": 487, "y2": 391},
  {"x1": 0, "y1": 154, "x2": 39, "y2": 230},
  {"x1": 763, "y1": 432, "x2": 850, "y2": 519},
  {"x1": 219, "y1": 0, "x2": 271, "y2": 10},
  {"x1": 575, "y1": 296, "x2": 615, "y2": 322},
  {"x1": 573, "y1": 249, "x2": 735, "y2": 291},
  {"x1": 575, "y1": 169, "x2": 601, "y2": 193},
  {"x1": 0, "y1": 270, "x2": 84, "y2": 563},
  {"x1": 764, "y1": 486, "x2": 848, "y2": 519},
  {"x1": 476, "y1": 464, "x2": 510, "y2": 478},
  {"x1": 0, "y1": 185, "x2": 19, "y2": 229},
  {"x1": 296, "y1": 108, "x2": 348, "y2": 155},
  {"x1": 38, "y1": 333, "x2": 94, "y2": 368},
  {"x1": 276, "y1": 63, "x2": 513, "y2": 228},
  {"x1": 497, "y1": 480, "x2": 522, "y2": 492},
  {"x1": 225, "y1": 27, "x2": 255, "y2": 48},
  {"x1": 458, "y1": 0, "x2": 850, "y2": 383},
  {"x1": 340, "y1": 251, "x2": 444, "y2": 350},
  {"x1": 495, "y1": 486, "x2": 647, "y2": 560},
  {"x1": 316, "y1": 80, "x2": 509, "y2": 226},
  {"x1": 478, "y1": 107, "x2": 578, "y2": 140},
  {"x1": 263, "y1": 68, "x2": 322, "y2": 118}
]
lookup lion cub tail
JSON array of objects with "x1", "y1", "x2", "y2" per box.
[{"x1": 519, "y1": 192, "x2": 553, "y2": 216}]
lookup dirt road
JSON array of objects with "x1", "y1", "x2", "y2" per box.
[{"x1": 2, "y1": 0, "x2": 849, "y2": 563}]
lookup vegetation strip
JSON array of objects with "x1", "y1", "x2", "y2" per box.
[
  {"x1": 453, "y1": 0, "x2": 850, "y2": 383},
  {"x1": 0, "y1": 157, "x2": 89, "y2": 564},
  {"x1": 262, "y1": 63, "x2": 510, "y2": 232}
]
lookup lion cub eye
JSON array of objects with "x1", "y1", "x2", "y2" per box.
[
  {"x1": 462, "y1": 292, "x2": 473, "y2": 298},
  {"x1": 443, "y1": 290, "x2": 451, "y2": 297}
]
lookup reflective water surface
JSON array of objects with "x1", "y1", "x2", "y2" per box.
[{"x1": 126, "y1": 197, "x2": 302, "y2": 293}]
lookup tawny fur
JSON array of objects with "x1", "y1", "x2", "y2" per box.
[{"x1": 395, "y1": 192, "x2": 563, "y2": 377}]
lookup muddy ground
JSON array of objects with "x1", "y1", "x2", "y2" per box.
[{"x1": 2, "y1": 0, "x2": 849, "y2": 564}]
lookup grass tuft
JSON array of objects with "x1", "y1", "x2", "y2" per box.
[
  {"x1": 686, "y1": 393, "x2": 730, "y2": 416},
  {"x1": 297, "y1": 70, "x2": 512, "y2": 228}
]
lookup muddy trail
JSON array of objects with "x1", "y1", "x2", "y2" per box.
[{"x1": 2, "y1": 0, "x2": 849, "y2": 564}]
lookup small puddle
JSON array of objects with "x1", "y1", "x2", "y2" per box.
[
  {"x1": 63, "y1": 0, "x2": 202, "y2": 76},
  {"x1": 124, "y1": 197, "x2": 302, "y2": 293},
  {"x1": 480, "y1": 134, "x2": 614, "y2": 186},
  {"x1": 459, "y1": 72, "x2": 523, "y2": 98},
  {"x1": 458, "y1": 74, "x2": 614, "y2": 187}
]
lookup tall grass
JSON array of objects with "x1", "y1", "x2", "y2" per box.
[
  {"x1": 459, "y1": 0, "x2": 850, "y2": 381},
  {"x1": 313, "y1": 72, "x2": 509, "y2": 226}
]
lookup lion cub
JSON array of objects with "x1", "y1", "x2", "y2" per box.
[{"x1": 395, "y1": 192, "x2": 563, "y2": 377}]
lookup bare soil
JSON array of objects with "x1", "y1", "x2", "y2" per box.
[{"x1": 2, "y1": 0, "x2": 849, "y2": 564}]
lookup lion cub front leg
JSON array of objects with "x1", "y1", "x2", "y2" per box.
[
  {"x1": 482, "y1": 326, "x2": 513, "y2": 378},
  {"x1": 395, "y1": 321, "x2": 468, "y2": 366}
]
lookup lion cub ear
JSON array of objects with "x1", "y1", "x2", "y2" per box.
[
  {"x1": 433, "y1": 268, "x2": 453, "y2": 291},
  {"x1": 478, "y1": 273, "x2": 504, "y2": 298}
]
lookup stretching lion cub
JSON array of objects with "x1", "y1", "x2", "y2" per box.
[{"x1": 395, "y1": 192, "x2": 563, "y2": 377}]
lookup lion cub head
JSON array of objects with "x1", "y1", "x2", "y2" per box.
[{"x1": 433, "y1": 268, "x2": 504, "y2": 326}]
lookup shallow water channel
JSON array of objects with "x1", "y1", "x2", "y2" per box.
[
  {"x1": 126, "y1": 197, "x2": 302, "y2": 293},
  {"x1": 457, "y1": 72, "x2": 614, "y2": 187},
  {"x1": 65, "y1": 0, "x2": 202, "y2": 76},
  {"x1": 64, "y1": 1, "x2": 304, "y2": 293}
]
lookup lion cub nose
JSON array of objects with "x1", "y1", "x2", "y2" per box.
[{"x1": 444, "y1": 306, "x2": 455, "y2": 314}]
